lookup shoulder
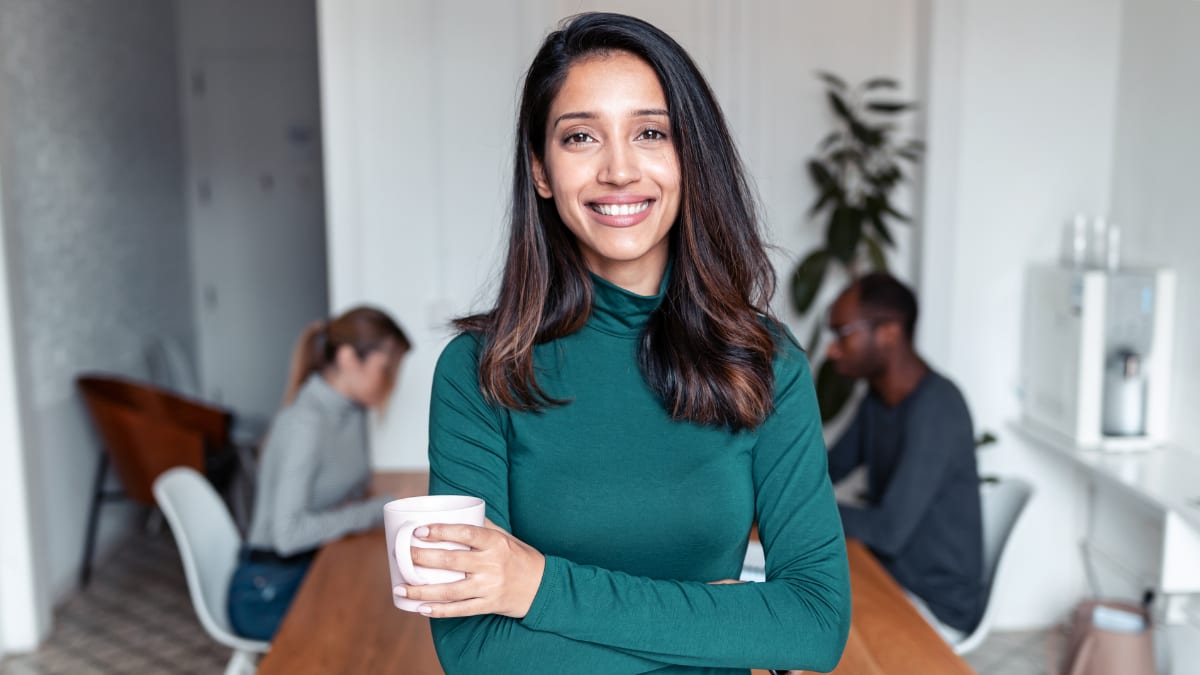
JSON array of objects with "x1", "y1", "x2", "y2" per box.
[
  {"x1": 260, "y1": 400, "x2": 324, "y2": 461},
  {"x1": 765, "y1": 318, "x2": 814, "y2": 384},
  {"x1": 911, "y1": 370, "x2": 974, "y2": 428},
  {"x1": 432, "y1": 332, "x2": 490, "y2": 405},
  {"x1": 434, "y1": 332, "x2": 484, "y2": 377},
  {"x1": 920, "y1": 370, "x2": 970, "y2": 408},
  {"x1": 277, "y1": 387, "x2": 325, "y2": 429}
]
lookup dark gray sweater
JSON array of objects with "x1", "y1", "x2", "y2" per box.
[{"x1": 828, "y1": 370, "x2": 984, "y2": 633}]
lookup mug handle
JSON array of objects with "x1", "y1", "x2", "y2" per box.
[{"x1": 394, "y1": 522, "x2": 435, "y2": 586}]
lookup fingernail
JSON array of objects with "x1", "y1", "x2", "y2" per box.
[
  {"x1": 393, "y1": 585, "x2": 406, "y2": 598},
  {"x1": 414, "y1": 526, "x2": 430, "y2": 538},
  {"x1": 418, "y1": 605, "x2": 432, "y2": 615}
]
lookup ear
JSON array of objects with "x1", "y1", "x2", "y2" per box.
[
  {"x1": 531, "y1": 154, "x2": 553, "y2": 199},
  {"x1": 876, "y1": 322, "x2": 904, "y2": 349},
  {"x1": 334, "y1": 344, "x2": 360, "y2": 371}
]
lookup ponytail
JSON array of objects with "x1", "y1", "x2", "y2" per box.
[
  {"x1": 282, "y1": 320, "x2": 329, "y2": 405},
  {"x1": 280, "y1": 306, "x2": 412, "y2": 407}
]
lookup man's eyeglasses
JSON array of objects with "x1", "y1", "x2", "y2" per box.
[{"x1": 826, "y1": 319, "x2": 876, "y2": 341}]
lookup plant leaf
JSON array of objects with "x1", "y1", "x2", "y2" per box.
[
  {"x1": 870, "y1": 210, "x2": 895, "y2": 246},
  {"x1": 864, "y1": 77, "x2": 899, "y2": 90},
  {"x1": 830, "y1": 148, "x2": 865, "y2": 173},
  {"x1": 865, "y1": 235, "x2": 888, "y2": 272},
  {"x1": 866, "y1": 101, "x2": 915, "y2": 114},
  {"x1": 882, "y1": 199, "x2": 911, "y2": 223},
  {"x1": 807, "y1": 159, "x2": 835, "y2": 191},
  {"x1": 828, "y1": 91, "x2": 855, "y2": 126},
  {"x1": 818, "y1": 131, "x2": 841, "y2": 151},
  {"x1": 790, "y1": 250, "x2": 830, "y2": 315},
  {"x1": 808, "y1": 187, "x2": 837, "y2": 219},
  {"x1": 868, "y1": 165, "x2": 903, "y2": 190},
  {"x1": 806, "y1": 320, "x2": 822, "y2": 354},
  {"x1": 816, "y1": 358, "x2": 856, "y2": 423},
  {"x1": 848, "y1": 121, "x2": 884, "y2": 148},
  {"x1": 816, "y1": 70, "x2": 847, "y2": 91},
  {"x1": 827, "y1": 206, "x2": 864, "y2": 265}
]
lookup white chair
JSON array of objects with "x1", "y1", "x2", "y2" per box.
[
  {"x1": 953, "y1": 476, "x2": 1034, "y2": 655},
  {"x1": 154, "y1": 467, "x2": 270, "y2": 675}
]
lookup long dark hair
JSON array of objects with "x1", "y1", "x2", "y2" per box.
[{"x1": 456, "y1": 12, "x2": 780, "y2": 430}]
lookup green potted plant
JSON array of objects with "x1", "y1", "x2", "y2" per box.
[{"x1": 791, "y1": 71, "x2": 923, "y2": 422}]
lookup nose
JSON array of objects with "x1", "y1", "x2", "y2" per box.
[
  {"x1": 598, "y1": 141, "x2": 640, "y2": 186},
  {"x1": 826, "y1": 340, "x2": 843, "y2": 362}
]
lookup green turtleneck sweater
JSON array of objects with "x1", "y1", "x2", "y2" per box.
[{"x1": 427, "y1": 274, "x2": 851, "y2": 674}]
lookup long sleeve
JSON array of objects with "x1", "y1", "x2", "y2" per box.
[
  {"x1": 826, "y1": 406, "x2": 864, "y2": 484},
  {"x1": 427, "y1": 336, "x2": 666, "y2": 674},
  {"x1": 836, "y1": 389, "x2": 973, "y2": 557},
  {"x1": 263, "y1": 407, "x2": 389, "y2": 555},
  {"x1": 428, "y1": 335, "x2": 851, "y2": 673}
]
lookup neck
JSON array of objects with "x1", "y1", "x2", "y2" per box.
[
  {"x1": 583, "y1": 249, "x2": 668, "y2": 296},
  {"x1": 321, "y1": 368, "x2": 358, "y2": 404},
  {"x1": 868, "y1": 350, "x2": 928, "y2": 407}
]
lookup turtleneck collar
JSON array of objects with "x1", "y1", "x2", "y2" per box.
[
  {"x1": 586, "y1": 264, "x2": 670, "y2": 337},
  {"x1": 300, "y1": 372, "x2": 362, "y2": 417}
]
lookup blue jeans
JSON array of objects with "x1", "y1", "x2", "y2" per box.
[{"x1": 227, "y1": 548, "x2": 315, "y2": 641}]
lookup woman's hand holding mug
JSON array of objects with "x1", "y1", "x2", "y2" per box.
[{"x1": 395, "y1": 518, "x2": 545, "y2": 619}]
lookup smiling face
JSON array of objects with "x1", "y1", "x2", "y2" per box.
[{"x1": 531, "y1": 51, "x2": 682, "y2": 295}]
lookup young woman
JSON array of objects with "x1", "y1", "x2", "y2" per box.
[
  {"x1": 227, "y1": 306, "x2": 409, "y2": 640},
  {"x1": 401, "y1": 13, "x2": 851, "y2": 674}
]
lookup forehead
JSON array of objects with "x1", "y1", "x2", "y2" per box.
[
  {"x1": 551, "y1": 51, "x2": 667, "y2": 116},
  {"x1": 828, "y1": 288, "x2": 864, "y2": 324}
]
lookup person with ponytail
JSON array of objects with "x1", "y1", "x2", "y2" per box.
[
  {"x1": 227, "y1": 306, "x2": 410, "y2": 640},
  {"x1": 400, "y1": 13, "x2": 850, "y2": 674}
]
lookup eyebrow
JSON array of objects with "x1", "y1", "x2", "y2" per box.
[{"x1": 552, "y1": 108, "x2": 670, "y2": 129}]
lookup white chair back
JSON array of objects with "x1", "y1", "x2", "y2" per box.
[
  {"x1": 154, "y1": 467, "x2": 268, "y2": 656},
  {"x1": 954, "y1": 475, "x2": 1034, "y2": 655}
]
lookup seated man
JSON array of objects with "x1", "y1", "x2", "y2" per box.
[{"x1": 825, "y1": 273, "x2": 984, "y2": 643}]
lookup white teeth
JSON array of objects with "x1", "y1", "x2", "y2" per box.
[{"x1": 592, "y1": 201, "x2": 651, "y2": 217}]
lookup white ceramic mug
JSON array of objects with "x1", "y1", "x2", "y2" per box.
[{"x1": 383, "y1": 495, "x2": 485, "y2": 612}]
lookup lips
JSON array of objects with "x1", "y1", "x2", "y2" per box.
[
  {"x1": 590, "y1": 200, "x2": 651, "y2": 217},
  {"x1": 586, "y1": 196, "x2": 656, "y2": 227}
]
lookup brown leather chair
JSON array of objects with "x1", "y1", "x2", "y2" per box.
[{"x1": 77, "y1": 374, "x2": 237, "y2": 587}]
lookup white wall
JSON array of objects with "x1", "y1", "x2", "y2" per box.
[
  {"x1": 918, "y1": 0, "x2": 1124, "y2": 628},
  {"x1": 1107, "y1": 0, "x2": 1200, "y2": 448},
  {"x1": 178, "y1": 0, "x2": 329, "y2": 420},
  {"x1": 0, "y1": 130, "x2": 46, "y2": 654},
  {"x1": 0, "y1": 0, "x2": 193, "y2": 621},
  {"x1": 319, "y1": 0, "x2": 921, "y2": 468}
]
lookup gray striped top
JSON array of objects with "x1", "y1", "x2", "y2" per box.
[{"x1": 246, "y1": 374, "x2": 391, "y2": 555}]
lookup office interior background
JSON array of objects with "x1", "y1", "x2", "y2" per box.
[{"x1": 0, "y1": 0, "x2": 1197, "y2": 668}]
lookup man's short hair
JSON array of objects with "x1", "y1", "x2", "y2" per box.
[{"x1": 855, "y1": 273, "x2": 919, "y2": 341}]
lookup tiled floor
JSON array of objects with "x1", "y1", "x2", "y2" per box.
[
  {"x1": 2, "y1": 529, "x2": 1059, "y2": 674},
  {"x1": 965, "y1": 628, "x2": 1062, "y2": 675},
  {"x1": 0, "y1": 530, "x2": 228, "y2": 675}
]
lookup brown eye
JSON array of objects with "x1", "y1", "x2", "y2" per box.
[{"x1": 564, "y1": 132, "x2": 595, "y2": 145}]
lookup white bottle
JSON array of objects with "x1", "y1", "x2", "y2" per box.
[
  {"x1": 1062, "y1": 213, "x2": 1088, "y2": 269},
  {"x1": 1102, "y1": 349, "x2": 1146, "y2": 437}
]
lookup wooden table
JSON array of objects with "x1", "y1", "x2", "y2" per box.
[{"x1": 259, "y1": 472, "x2": 972, "y2": 675}]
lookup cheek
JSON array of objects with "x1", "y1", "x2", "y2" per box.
[
  {"x1": 543, "y1": 149, "x2": 587, "y2": 199},
  {"x1": 649, "y1": 156, "x2": 682, "y2": 216}
]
